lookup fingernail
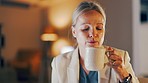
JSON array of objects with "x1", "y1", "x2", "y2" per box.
[{"x1": 105, "y1": 51, "x2": 110, "y2": 57}]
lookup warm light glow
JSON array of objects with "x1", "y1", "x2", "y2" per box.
[
  {"x1": 41, "y1": 33, "x2": 58, "y2": 41},
  {"x1": 48, "y1": 0, "x2": 82, "y2": 29},
  {"x1": 49, "y1": 7, "x2": 71, "y2": 29},
  {"x1": 51, "y1": 39, "x2": 72, "y2": 56}
]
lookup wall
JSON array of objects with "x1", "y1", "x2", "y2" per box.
[
  {"x1": 100, "y1": 0, "x2": 148, "y2": 77},
  {"x1": 132, "y1": 0, "x2": 148, "y2": 76},
  {"x1": 99, "y1": 0, "x2": 133, "y2": 57},
  {"x1": 99, "y1": 0, "x2": 133, "y2": 63},
  {"x1": 0, "y1": 6, "x2": 42, "y2": 61}
]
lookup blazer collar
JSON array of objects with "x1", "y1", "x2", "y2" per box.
[{"x1": 67, "y1": 47, "x2": 79, "y2": 83}]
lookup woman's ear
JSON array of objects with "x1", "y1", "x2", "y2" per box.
[{"x1": 72, "y1": 26, "x2": 76, "y2": 38}]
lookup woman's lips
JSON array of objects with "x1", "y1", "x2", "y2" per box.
[
  {"x1": 88, "y1": 40, "x2": 98, "y2": 44},
  {"x1": 86, "y1": 41, "x2": 99, "y2": 47}
]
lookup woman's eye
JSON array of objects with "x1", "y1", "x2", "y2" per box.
[
  {"x1": 82, "y1": 28, "x2": 89, "y2": 31},
  {"x1": 81, "y1": 25, "x2": 90, "y2": 31},
  {"x1": 96, "y1": 27, "x2": 102, "y2": 30}
]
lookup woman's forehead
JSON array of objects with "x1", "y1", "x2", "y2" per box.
[{"x1": 77, "y1": 10, "x2": 105, "y2": 23}]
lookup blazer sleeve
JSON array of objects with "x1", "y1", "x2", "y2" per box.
[
  {"x1": 51, "y1": 58, "x2": 59, "y2": 83},
  {"x1": 124, "y1": 51, "x2": 139, "y2": 83}
]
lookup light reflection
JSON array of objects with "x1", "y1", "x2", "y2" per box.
[{"x1": 51, "y1": 38, "x2": 72, "y2": 56}]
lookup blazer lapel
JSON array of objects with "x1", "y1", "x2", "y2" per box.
[{"x1": 67, "y1": 47, "x2": 79, "y2": 83}]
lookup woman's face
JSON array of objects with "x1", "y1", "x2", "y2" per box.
[{"x1": 72, "y1": 10, "x2": 105, "y2": 48}]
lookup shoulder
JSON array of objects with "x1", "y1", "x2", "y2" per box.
[
  {"x1": 51, "y1": 51, "x2": 74, "y2": 68},
  {"x1": 54, "y1": 51, "x2": 73, "y2": 62}
]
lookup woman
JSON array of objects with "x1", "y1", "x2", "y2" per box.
[{"x1": 51, "y1": 1, "x2": 139, "y2": 83}]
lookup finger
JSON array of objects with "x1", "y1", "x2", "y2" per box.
[
  {"x1": 106, "y1": 62, "x2": 112, "y2": 67},
  {"x1": 106, "y1": 47, "x2": 115, "y2": 57},
  {"x1": 109, "y1": 55, "x2": 122, "y2": 61},
  {"x1": 112, "y1": 61, "x2": 122, "y2": 66},
  {"x1": 107, "y1": 61, "x2": 122, "y2": 68},
  {"x1": 106, "y1": 50, "x2": 114, "y2": 58},
  {"x1": 108, "y1": 47, "x2": 114, "y2": 51},
  {"x1": 108, "y1": 50, "x2": 115, "y2": 55}
]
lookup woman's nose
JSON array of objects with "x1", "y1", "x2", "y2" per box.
[
  {"x1": 89, "y1": 30, "x2": 98, "y2": 38},
  {"x1": 89, "y1": 34, "x2": 98, "y2": 38}
]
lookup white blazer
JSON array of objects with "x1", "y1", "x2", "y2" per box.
[{"x1": 51, "y1": 46, "x2": 139, "y2": 83}]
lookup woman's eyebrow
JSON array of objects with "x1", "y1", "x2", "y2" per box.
[
  {"x1": 97, "y1": 23, "x2": 104, "y2": 25},
  {"x1": 97, "y1": 22, "x2": 103, "y2": 24},
  {"x1": 79, "y1": 23, "x2": 90, "y2": 26},
  {"x1": 80, "y1": 22, "x2": 103, "y2": 26}
]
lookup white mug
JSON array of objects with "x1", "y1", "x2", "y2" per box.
[{"x1": 84, "y1": 47, "x2": 106, "y2": 71}]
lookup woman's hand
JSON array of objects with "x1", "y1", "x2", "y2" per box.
[{"x1": 106, "y1": 47, "x2": 129, "y2": 81}]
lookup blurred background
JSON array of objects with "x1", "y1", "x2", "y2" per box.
[{"x1": 0, "y1": 0, "x2": 148, "y2": 83}]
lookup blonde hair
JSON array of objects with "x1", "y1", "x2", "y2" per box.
[{"x1": 72, "y1": 0, "x2": 106, "y2": 26}]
